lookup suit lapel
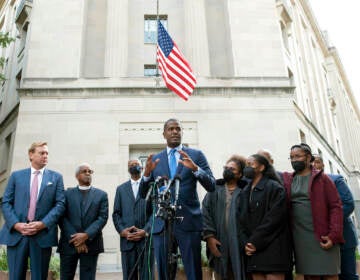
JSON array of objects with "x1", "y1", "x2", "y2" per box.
[
  {"x1": 125, "y1": 181, "x2": 136, "y2": 204},
  {"x1": 82, "y1": 187, "x2": 96, "y2": 216},
  {"x1": 158, "y1": 149, "x2": 171, "y2": 178},
  {"x1": 37, "y1": 169, "x2": 49, "y2": 202},
  {"x1": 72, "y1": 188, "x2": 82, "y2": 219},
  {"x1": 24, "y1": 168, "x2": 31, "y2": 203}
]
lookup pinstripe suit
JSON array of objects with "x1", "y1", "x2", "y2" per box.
[{"x1": 113, "y1": 180, "x2": 154, "y2": 280}]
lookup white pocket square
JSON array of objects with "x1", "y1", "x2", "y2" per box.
[{"x1": 47, "y1": 182, "x2": 53, "y2": 186}]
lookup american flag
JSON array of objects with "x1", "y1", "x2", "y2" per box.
[{"x1": 157, "y1": 21, "x2": 196, "y2": 101}]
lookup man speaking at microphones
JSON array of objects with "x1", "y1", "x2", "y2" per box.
[{"x1": 140, "y1": 118, "x2": 216, "y2": 280}]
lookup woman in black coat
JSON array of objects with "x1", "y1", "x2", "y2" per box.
[
  {"x1": 238, "y1": 154, "x2": 292, "y2": 280},
  {"x1": 202, "y1": 155, "x2": 248, "y2": 280}
]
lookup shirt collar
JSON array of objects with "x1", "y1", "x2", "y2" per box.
[
  {"x1": 131, "y1": 178, "x2": 142, "y2": 184},
  {"x1": 78, "y1": 185, "x2": 92, "y2": 190},
  {"x1": 166, "y1": 144, "x2": 182, "y2": 155},
  {"x1": 30, "y1": 166, "x2": 45, "y2": 175}
]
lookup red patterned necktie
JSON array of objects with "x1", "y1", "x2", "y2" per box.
[{"x1": 27, "y1": 170, "x2": 40, "y2": 222}]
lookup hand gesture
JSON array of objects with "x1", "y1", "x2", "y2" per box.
[
  {"x1": 320, "y1": 235, "x2": 334, "y2": 250},
  {"x1": 143, "y1": 154, "x2": 160, "y2": 177},
  {"x1": 245, "y1": 243, "x2": 256, "y2": 256},
  {"x1": 69, "y1": 232, "x2": 89, "y2": 247},
  {"x1": 127, "y1": 228, "x2": 146, "y2": 242},
  {"x1": 207, "y1": 237, "x2": 222, "y2": 257},
  {"x1": 178, "y1": 150, "x2": 198, "y2": 172}
]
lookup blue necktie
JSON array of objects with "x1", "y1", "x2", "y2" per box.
[{"x1": 169, "y1": 148, "x2": 177, "y2": 179}]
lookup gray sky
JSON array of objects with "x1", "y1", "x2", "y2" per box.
[{"x1": 309, "y1": 1, "x2": 360, "y2": 105}]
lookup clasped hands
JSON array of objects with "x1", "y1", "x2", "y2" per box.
[
  {"x1": 69, "y1": 232, "x2": 89, "y2": 254},
  {"x1": 120, "y1": 226, "x2": 146, "y2": 242},
  {"x1": 14, "y1": 221, "x2": 46, "y2": 236}
]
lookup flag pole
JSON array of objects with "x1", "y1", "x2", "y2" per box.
[{"x1": 156, "y1": 0, "x2": 159, "y2": 77}]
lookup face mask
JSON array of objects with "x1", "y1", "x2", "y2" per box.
[
  {"x1": 223, "y1": 168, "x2": 235, "y2": 182},
  {"x1": 129, "y1": 165, "x2": 142, "y2": 175},
  {"x1": 243, "y1": 166, "x2": 255, "y2": 179},
  {"x1": 291, "y1": 161, "x2": 306, "y2": 172}
]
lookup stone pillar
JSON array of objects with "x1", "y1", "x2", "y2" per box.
[
  {"x1": 104, "y1": 0, "x2": 128, "y2": 77},
  {"x1": 183, "y1": 0, "x2": 210, "y2": 77}
]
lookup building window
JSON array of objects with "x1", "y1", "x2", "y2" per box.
[
  {"x1": 144, "y1": 15, "x2": 167, "y2": 44},
  {"x1": 0, "y1": 133, "x2": 12, "y2": 174},
  {"x1": 328, "y1": 160, "x2": 334, "y2": 174},
  {"x1": 144, "y1": 64, "x2": 157, "y2": 76}
]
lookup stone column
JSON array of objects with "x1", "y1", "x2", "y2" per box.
[
  {"x1": 104, "y1": 0, "x2": 128, "y2": 77},
  {"x1": 183, "y1": 0, "x2": 210, "y2": 77}
]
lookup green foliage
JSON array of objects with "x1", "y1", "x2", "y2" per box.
[
  {"x1": 356, "y1": 249, "x2": 360, "y2": 260},
  {"x1": 0, "y1": 248, "x2": 60, "y2": 279},
  {"x1": 49, "y1": 254, "x2": 60, "y2": 280},
  {"x1": 0, "y1": 248, "x2": 8, "y2": 271},
  {"x1": 201, "y1": 241, "x2": 209, "y2": 267},
  {"x1": 0, "y1": 31, "x2": 14, "y2": 81}
]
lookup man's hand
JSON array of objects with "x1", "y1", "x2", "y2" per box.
[
  {"x1": 320, "y1": 236, "x2": 334, "y2": 250},
  {"x1": 178, "y1": 150, "x2": 198, "y2": 172},
  {"x1": 13, "y1": 223, "x2": 30, "y2": 235},
  {"x1": 120, "y1": 226, "x2": 136, "y2": 238},
  {"x1": 69, "y1": 233, "x2": 89, "y2": 247},
  {"x1": 17, "y1": 221, "x2": 46, "y2": 236},
  {"x1": 127, "y1": 228, "x2": 146, "y2": 242},
  {"x1": 143, "y1": 154, "x2": 160, "y2": 177},
  {"x1": 245, "y1": 243, "x2": 256, "y2": 256},
  {"x1": 206, "y1": 237, "x2": 221, "y2": 257},
  {"x1": 75, "y1": 244, "x2": 88, "y2": 254}
]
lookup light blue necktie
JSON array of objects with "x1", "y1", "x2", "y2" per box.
[{"x1": 169, "y1": 148, "x2": 177, "y2": 179}]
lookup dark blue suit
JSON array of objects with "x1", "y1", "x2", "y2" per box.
[
  {"x1": 140, "y1": 146, "x2": 215, "y2": 280},
  {"x1": 328, "y1": 174, "x2": 359, "y2": 280},
  {"x1": 112, "y1": 180, "x2": 154, "y2": 280},
  {"x1": 0, "y1": 168, "x2": 65, "y2": 280},
  {"x1": 57, "y1": 186, "x2": 108, "y2": 280}
]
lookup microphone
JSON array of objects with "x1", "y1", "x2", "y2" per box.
[
  {"x1": 173, "y1": 175, "x2": 181, "y2": 204},
  {"x1": 156, "y1": 176, "x2": 169, "y2": 193}
]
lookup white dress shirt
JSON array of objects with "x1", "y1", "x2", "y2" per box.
[{"x1": 131, "y1": 178, "x2": 141, "y2": 198}]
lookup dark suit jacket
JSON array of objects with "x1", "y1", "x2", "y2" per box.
[
  {"x1": 57, "y1": 186, "x2": 108, "y2": 255},
  {"x1": 112, "y1": 180, "x2": 152, "y2": 252},
  {"x1": 140, "y1": 146, "x2": 215, "y2": 232},
  {"x1": 328, "y1": 174, "x2": 358, "y2": 249},
  {"x1": 0, "y1": 168, "x2": 65, "y2": 248}
]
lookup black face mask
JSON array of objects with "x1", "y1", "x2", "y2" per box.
[
  {"x1": 223, "y1": 168, "x2": 235, "y2": 182},
  {"x1": 129, "y1": 165, "x2": 142, "y2": 175},
  {"x1": 243, "y1": 166, "x2": 255, "y2": 179},
  {"x1": 291, "y1": 161, "x2": 306, "y2": 172}
]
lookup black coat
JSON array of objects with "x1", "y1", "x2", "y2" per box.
[
  {"x1": 238, "y1": 177, "x2": 292, "y2": 272},
  {"x1": 202, "y1": 179, "x2": 247, "y2": 279},
  {"x1": 58, "y1": 187, "x2": 109, "y2": 255}
]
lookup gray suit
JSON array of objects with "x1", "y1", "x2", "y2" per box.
[{"x1": 113, "y1": 180, "x2": 154, "y2": 280}]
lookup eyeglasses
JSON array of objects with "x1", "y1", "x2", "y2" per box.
[
  {"x1": 289, "y1": 154, "x2": 306, "y2": 161},
  {"x1": 80, "y1": 169, "x2": 94, "y2": 174}
]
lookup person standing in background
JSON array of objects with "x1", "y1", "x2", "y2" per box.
[
  {"x1": 0, "y1": 142, "x2": 65, "y2": 280},
  {"x1": 113, "y1": 159, "x2": 154, "y2": 280},
  {"x1": 58, "y1": 163, "x2": 108, "y2": 280},
  {"x1": 313, "y1": 155, "x2": 359, "y2": 280}
]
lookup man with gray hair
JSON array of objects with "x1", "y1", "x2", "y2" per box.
[{"x1": 58, "y1": 163, "x2": 108, "y2": 280}]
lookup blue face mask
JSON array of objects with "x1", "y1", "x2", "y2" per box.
[{"x1": 129, "y1": 165, "x2": 141, "y2": 175}]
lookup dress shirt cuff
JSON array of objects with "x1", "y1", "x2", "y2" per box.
[{"x1": 192, "y1": 166, "x2": 203, "y2": 177}]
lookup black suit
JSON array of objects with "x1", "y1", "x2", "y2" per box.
[
  {"x1": 58, "y1": 186, "x2": 108, "y2": 280},
  {"x1": 113, "y1": 180, "x2": 154, "y2": 280}
]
